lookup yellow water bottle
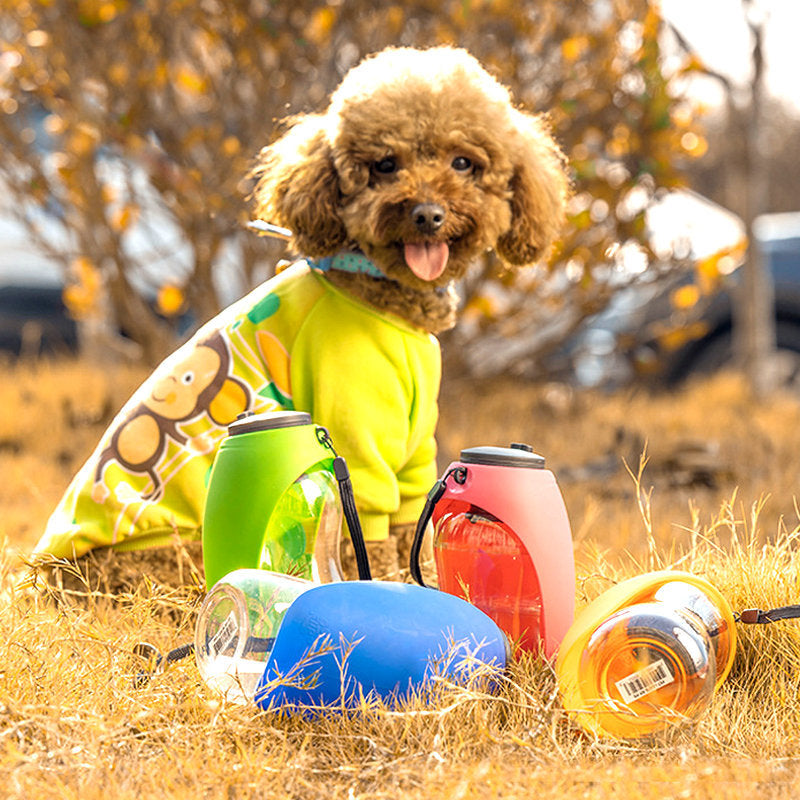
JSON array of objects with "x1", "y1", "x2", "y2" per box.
[{"x1": 556, "y1": 571, "x2": 736, "y2": 739}]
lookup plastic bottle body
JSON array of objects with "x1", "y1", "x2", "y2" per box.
[
  {"x1": 577, "y1": 602, "x2": 715, "y2": 737},
  {"x1": 556, "y1": 572, "x2": 737, "y2": 739},
  {"x1": 429, "y1": 458, "x2": 574, "y2": 658},
  {"x1": 202, "y1": 413, "x2": 344, "y2": 588},
  {"x1": 194, "y1": 569, "x2": 313, "y2": 704},
  {"x1": 433, "y1": 501, "x2": 543, "y2": 652}
]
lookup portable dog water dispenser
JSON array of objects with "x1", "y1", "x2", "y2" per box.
[
  {"x1": 203, "y1": 410, "x2": 366, "y2": 589},
  {"x1": 194, "y1": 572, "x2": 508, "y2": 710},
  {"x1": 254, "y1": 580, "x2": 508, "y2": 711},
  {"x1": 409, "y1": 444, "x2": 575, "y2": 658},
  {"x1": 555, "y1": 571, "x2": 736, "y2": 739}
]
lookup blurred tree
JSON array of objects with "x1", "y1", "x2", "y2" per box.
[
  {"x1": 0, "y1": 0, "x2": 712, "y2": 370},
  {"x1": 735, "y1": 0, "x2": 775, "y2": 400},
  {"x1": 671, "y1": 0, "x2": 782, "y2": 399},
  {"x1": 692, "y1": 101, "x2": 800, "y2": 219}
]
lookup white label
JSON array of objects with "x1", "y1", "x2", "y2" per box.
[
  {"x1": 208, "y1": 610, "x2": 239, "y2": 658},
  {"x1": 615, "y1": 659, "x2": 674, "y2": 703}
]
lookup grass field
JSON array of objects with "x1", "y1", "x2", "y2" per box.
[{"x1": 2, "y1": 357, "x2": 800, "y2": 798}]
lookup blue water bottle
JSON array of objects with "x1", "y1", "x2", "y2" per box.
[{"x1": 254, "y1": 581, "x2": 509, "y2": 711}]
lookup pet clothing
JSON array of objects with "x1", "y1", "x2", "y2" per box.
[{"x1": 35, "y1": 259, "x2": 440, "y2": 559}]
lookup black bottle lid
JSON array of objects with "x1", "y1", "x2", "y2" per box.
[
  {"x1": 228, "y1": 410, "x2": 312, "y2": 436},
  {"x1": 459, "y1": 444, "x2": 545, "y2": 469}
]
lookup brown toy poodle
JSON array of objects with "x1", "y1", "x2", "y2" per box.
[
  {"x1": 254, "y1": 45, "x2": 568, "y2": 335},
  {"x1": 32, "y1": 45, "x2": 568, "y2": 598}
]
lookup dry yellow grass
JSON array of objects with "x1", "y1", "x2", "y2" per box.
[{"x1": 3, "y1": 357, "x2": 800, "y2": 798}]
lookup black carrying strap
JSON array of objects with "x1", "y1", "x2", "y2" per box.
[
  {"x1": 133, "y1": 641, "x2": 195, "y2": 688},
  {"x1": 737, "y1": 605, "x2": 800, "y2": 624},
  {"x1": 316, "y1": 427, "x2": 371, "y2": 581},
  {"x1": 133, "y1": 636, "x2": 277, "y2": 687},
  {"x1": 409, "y1": 466, "x2": 467, "y2": 588},
  {"x1": 332, "y1": 455, "x2": 372, "y2": 580}
]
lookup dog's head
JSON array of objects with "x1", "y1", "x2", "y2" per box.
[{"x1": 252, "y1": 46, "x2": 568, "y2": 290}]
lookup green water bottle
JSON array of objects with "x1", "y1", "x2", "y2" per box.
[{"x1": 202, "y1": 411, "x2": 345, "y2": 588}]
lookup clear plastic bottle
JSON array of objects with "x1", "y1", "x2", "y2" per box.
[
  {"x1": 194, "y1": 569, "x2": 313, "y2": 704},
  {"x1": 578, "y1": 601, "x2": 715, "y2": 737},
  {"x1": 557, "y1": 573, "x2": 736, "y2": 739},
  {"x1": 259, "y1": 467, "x2": 343, "y2": 582}
]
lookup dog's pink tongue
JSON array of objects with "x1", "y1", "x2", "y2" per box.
[{"x1": 404, "y1": 242, "x2": 449, "y2": 281}]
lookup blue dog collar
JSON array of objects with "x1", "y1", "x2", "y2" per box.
[{"x1": 307, "y1": 252, "x2": 386, "y2": 280}]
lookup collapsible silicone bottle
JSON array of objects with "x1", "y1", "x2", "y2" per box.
[
  {"x1": 555, "y1": 570, "x2": 736, "y2": 739},
  {"x1": 254, "y1": 580, "x2": 509, "y2": 711},
  {"x1": 202, "y1": 411, "x2": 344, "y2": 589},
  {"x1": 409, "y1": 444, "x2": 575, "y2": 658},
  {"x1": 194, "y1": 568, "x2": 313, "y2": 704}
]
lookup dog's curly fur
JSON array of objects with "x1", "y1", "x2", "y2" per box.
[{"x1": 252, "y1": 45, "x2": 569, "y2": 334}]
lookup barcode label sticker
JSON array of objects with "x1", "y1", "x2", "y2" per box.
[
  {"x1": 209, "y1": 611, "x2": 239, "y2": 658},
  {"x1": 615, "y1": 659, "x2": 674, "y2": 704}
]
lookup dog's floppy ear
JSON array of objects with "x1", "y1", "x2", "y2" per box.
[
  {"x1": 495, "y1": 111, "x2": 569, "y2": 266},
  {"x1": 251, "y1": 114, "x2": 347, "y2": 256}
]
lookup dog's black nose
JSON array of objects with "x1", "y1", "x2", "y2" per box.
[{"x1": 412, "y1": 203, "x2": 445, "y2": 234}]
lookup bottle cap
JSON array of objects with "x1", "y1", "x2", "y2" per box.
[
  {"x1": 228, "y1": 410, "x2": 312, "y2": 436},
  {"x1": 460, "y1": 444, "x2": 545, "y2": 469}
]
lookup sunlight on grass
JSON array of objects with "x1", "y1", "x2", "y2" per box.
[{"x1": 3, "y1": 359, "x2": 800, "y2": 796}]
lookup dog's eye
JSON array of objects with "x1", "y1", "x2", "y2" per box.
[
  {"x1": 451, "y1": 156, "x2": 473, "y2": 173},
  {"x1": 373, "y1": 157, "x2": 397, "y2": 175}
]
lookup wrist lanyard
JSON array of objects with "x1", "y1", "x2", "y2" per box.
[{"x1": 736, "y1": 604, "x2": 800, "y2": 624}]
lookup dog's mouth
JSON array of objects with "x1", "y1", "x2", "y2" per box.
[{"x1": 403, "y1": 241, "x2": 449, "y2": 282}]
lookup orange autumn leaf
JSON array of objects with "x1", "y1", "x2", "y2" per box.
[
  {"x1": 670, "y1": 283, "x2": 700, "y2": 310},
  {"x1": 157, "y1": 284, "x2": 185, "y2": 316}
]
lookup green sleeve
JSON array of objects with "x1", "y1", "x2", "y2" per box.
[{"x1": 290, "y1": 289, "x2": 440, "y2": 541}]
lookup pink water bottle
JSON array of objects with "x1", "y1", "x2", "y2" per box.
[{"x1": 409, "y1": 444, "x2": 574, "y2": 658}]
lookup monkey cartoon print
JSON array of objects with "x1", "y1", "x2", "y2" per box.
[
  {"x1": 92, "y1": 332, "x2": 250, "y2": 503},
  {"x1": 37, "y1": 271, "x2": 308, "y2": 559}
]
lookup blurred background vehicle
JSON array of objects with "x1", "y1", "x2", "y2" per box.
[
  {"x1": 556, "y1": 209, "x2": 800, "y2": 391},
  {"x1": 0, "y1": 207, "x2": 77, "y2": 357},
  {"x1": 0, "y1": 265, "x2": 76, "y2": 358},
  {"x1": 633, "y1": 211, "x2": 800, "y2": 390}
]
